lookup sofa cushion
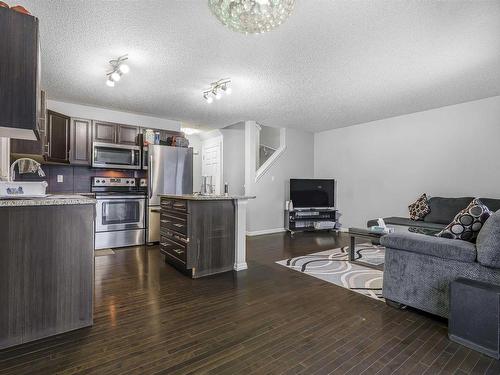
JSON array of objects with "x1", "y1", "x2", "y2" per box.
[
  {"x1": 423, "y1": 197, "x2": 474, "y2": 224},
  {"x1": 408, "y1": 193, "x2": 431, "y2": 221},
  {"x1": 380, "y1": 232, "x2": 477, "y2": 263},
  {"x1": 476, "y1": 210, "x2": 500, "y2": 268},
  {"x1": 478, "y1": 198, "x2": 500, "y2": 213},
  {"x1": 367, "y1": 217, "x2": 446, "y2": 231},
  {"x1": 436, "y1": 198, "x2": 492, "y2": 242}
]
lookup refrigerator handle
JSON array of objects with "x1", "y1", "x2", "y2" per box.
[{"x1": 149, "y1": 154, "x2": 153, "y2": 199}]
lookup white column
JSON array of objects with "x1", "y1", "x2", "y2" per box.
[
  {"x1": 0, "y1": 137, "x2": 10, "y2": 181},
  {"x1": 234, "y1": 198, "x2": 249, "y2": 271}
]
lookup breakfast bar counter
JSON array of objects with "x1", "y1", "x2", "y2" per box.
[
  {"x1": 158, "y1": 194, "x2": 254, "y2": 278},
  {"x1": 0, "y1": 198, "x2": 95, "y2": 349}
]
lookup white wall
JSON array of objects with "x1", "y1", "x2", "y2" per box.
[
  {"x1": 0, "y1": 138, "x2": 10, "y2": 180},
  {"x1": 246, "y1": 121, "x2": 315, "y2": 234},
  {"x1": 220, "y1": 123, "x2": 245, "y2": 196},
  {"x1": 47, "y1": 100, "x2": 181, "y2": 131},
  {"x1": 314, "y1": 95, "x2": 500, "y2": 228}
]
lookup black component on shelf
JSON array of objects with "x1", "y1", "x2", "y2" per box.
[{"x1": 285, "y1": 208, "x2": 338, "y2": 235}]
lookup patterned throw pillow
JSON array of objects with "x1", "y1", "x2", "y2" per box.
[
  {"x1": 436, "y1": 199, "x2": 492, "y2": 242},
  {"x1": 408, "y1": 193, "x2": 431, "y2": 221}
]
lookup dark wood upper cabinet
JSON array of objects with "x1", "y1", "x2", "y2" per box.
[
  {"x1": 117, "y1": 125, "x2": 139, "y2": 145},
  {"x1": 93, "y1": 121, "x2": 117, "y2": 143},
  {"x1": 0, "y1": 8, "x2": 40, "y2": 140},
  {"x1": 93, "y1": 122, "x2": 138, "y2": 145},
  {"x1": 46, "y1": 110, "x2": 70, "y2": 163},
  {"x1": 10, "y1": 91, "x2": 46, "y2": 156},
  {"x1": 70, "y1": 118, "x2": 92, "y2": 165}
]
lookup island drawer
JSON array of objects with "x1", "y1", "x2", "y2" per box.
[
  {"x1": 160, "y1": 211, "x2": 188, "y2": 235},
  {"x1": 160, "y1": 236, "x2": 187, "y2": 262},
  {"x1": 160, "y1": 226, "x2": 189, "y2": 245},
  {"x1": 161, "y1": 198, "x2": 188, "y2": 213}
]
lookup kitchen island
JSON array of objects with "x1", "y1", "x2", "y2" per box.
[
  {"x1": 0, "y1": 195, "x2": 95, "y2": 349},
  {"x1": 159, "y1": 194, "x2": 254, "y2": 278}
]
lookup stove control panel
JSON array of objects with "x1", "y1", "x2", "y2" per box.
[{"x1": 92, "y1": 177, "x2": 136, "y2": 187}]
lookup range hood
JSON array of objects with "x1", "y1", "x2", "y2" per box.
[{"x1": 0, "y1": 126, "x2": 39, "y2": 141}]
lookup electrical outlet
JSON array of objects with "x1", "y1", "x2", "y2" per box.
[{"x1": 57, "y1": 175, "x2": 63, "y2": 183}]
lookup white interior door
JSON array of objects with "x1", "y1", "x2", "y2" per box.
[{"x1": 202, "y1": 137, "x2": 222, "y2": 195}]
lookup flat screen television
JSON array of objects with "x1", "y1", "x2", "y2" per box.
[{"x1": 290, "y1": 179, "x2": 335, "y2": 209}]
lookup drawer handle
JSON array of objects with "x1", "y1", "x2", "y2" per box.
[
  {"x1": 173, "y1": 249, "x2": 184, "y2": 254},
  {"x1": 173, "y1": 204, "x2": 185, "y2": 209},
  {"x1": 173, "y1": 223, "x2": 183, "y2": 228},
  {"x1": 160, "y1": 242, "x2": 168, "y2": 247},
  {"x1": 174, "y1": 235, "x2": 188, "y2": 243},
  {"x1": 161, "y1": 220, "x2": 171, "y2": 223}
]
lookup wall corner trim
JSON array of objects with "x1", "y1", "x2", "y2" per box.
[{"x1": 246, "y1": 227, "x2": 286, "y2": 236}]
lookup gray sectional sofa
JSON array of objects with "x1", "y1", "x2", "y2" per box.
[
  {"x1": 368, "y1": 197, "x2": 500, "y2": 318},
  {"x1": 368, "y1": 197, "x2": 500, "y2": 233}
]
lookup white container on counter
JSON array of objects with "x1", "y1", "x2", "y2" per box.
[{"x1": 0, "y1": 181, "x2": 48, "y2": 197}]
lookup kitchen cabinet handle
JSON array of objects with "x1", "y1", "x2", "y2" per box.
[
  {"x1": 173, "y1": 249, "x2": 184, "y2": 254},
  {"x1": 148, "y1": 155, "x2": 153, "y2": 199},
  {"x1": 160, "y1": 219, "x2": 171, "y2": 224},
  {"x1": 173, "y1": 223, "x2": 183, "y2": 228}
]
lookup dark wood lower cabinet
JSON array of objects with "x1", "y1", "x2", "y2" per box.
[
  {"x1": 0, "y1": 203, "x2": 94, "y2": 349},
  {"x1": 160, "y1": 198, "x2": 235, "y2": 278}
]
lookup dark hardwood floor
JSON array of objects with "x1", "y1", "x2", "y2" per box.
[{"x1": 0, "y1": 231, "x2": 498, "y2": 374}]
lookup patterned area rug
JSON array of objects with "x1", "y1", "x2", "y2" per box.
[{"x1": 276, "y1": 244, "x2": 385, "y2": 301}]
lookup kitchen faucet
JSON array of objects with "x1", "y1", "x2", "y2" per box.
[{"x1": 9, "y1": 158, "x2": 46, "y2": 182}]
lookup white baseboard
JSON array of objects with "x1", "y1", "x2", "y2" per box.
[{"x1": 246, "y1": 227, "x2": 286, "y2": 236}]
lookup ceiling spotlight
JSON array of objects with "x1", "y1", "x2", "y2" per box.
[
  {"x1": 111, "y1": 71, "x2": 121, "y2": 82},
  {"x1": 106, "y1": 79, "x2": 115, "y2": 87},
  {"x1": 118, "y1": 63, "x2": 130, "y2": 74},
  {"x1": 222, "y1": 84, "x2": 232, "y2": 95},
  {"x1": 214, "y1": 90, "x2": 222, "y2": 100},
  {"x1": 203, "y1": 92, "x2": 213, "y2": 103}
]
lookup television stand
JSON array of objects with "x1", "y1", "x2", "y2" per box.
[{"x1": 285, "y1": 208, "x2": 338, "y2": 236}]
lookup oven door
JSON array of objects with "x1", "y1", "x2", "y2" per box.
[
  {"x1": 95, "y1": 196, "x2": 145, "y2": 232},
  {"x1": 92, "y1": 142, "x2": 141, "y2": 170}
]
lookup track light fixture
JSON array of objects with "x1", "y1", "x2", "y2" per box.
[
  {"x1": 203, "y1": 92, "x2": 214, "y2": 103},
  {"x1": 106, "y1": 54, "x2": 130, "y2": 87},
  {"x1": 202, "y1": 78, "x2": 231, "y2": 103}
]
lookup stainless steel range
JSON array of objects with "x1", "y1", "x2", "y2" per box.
[{"x1": 92, "y1": 177, "x2": 146, "y2": 250}]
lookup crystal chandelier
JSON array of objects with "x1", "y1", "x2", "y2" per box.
[{"x1": 208, "y1": 0, "x2": 295, "y2": 34}]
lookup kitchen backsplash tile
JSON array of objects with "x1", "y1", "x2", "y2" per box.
[
  {"x1": 16, "y1": 164, "x2": 142, "y2": 193},
  {"x1": 47, "y1": 165, "x2": 74, "y2": 193},
  {"x1": 73, "y1": 167, "x2": 95, "y2": 193}
]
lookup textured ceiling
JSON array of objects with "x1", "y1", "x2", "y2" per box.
[{"x1": 20, "y1": 0, "x2": 500, "y2": 132}]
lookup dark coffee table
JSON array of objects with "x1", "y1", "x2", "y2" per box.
[{"x1": 348, "y1": 227, "x2": 387, "y2": 270}]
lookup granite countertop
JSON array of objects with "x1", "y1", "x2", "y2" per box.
[
  {"x1": 0, "y1": 194, "x2": 97, "y2": 207},
  {"x1": 159, "y1": 194, "x2": 256, "y2": 201}
]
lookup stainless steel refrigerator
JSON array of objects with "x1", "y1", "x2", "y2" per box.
[{"x1": 147, "y1": 145, "x2": 193, "y2": 243}]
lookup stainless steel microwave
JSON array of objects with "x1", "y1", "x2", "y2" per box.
[{"x1": 92, "y1": 142, "x2": 141, "y2": 169}]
